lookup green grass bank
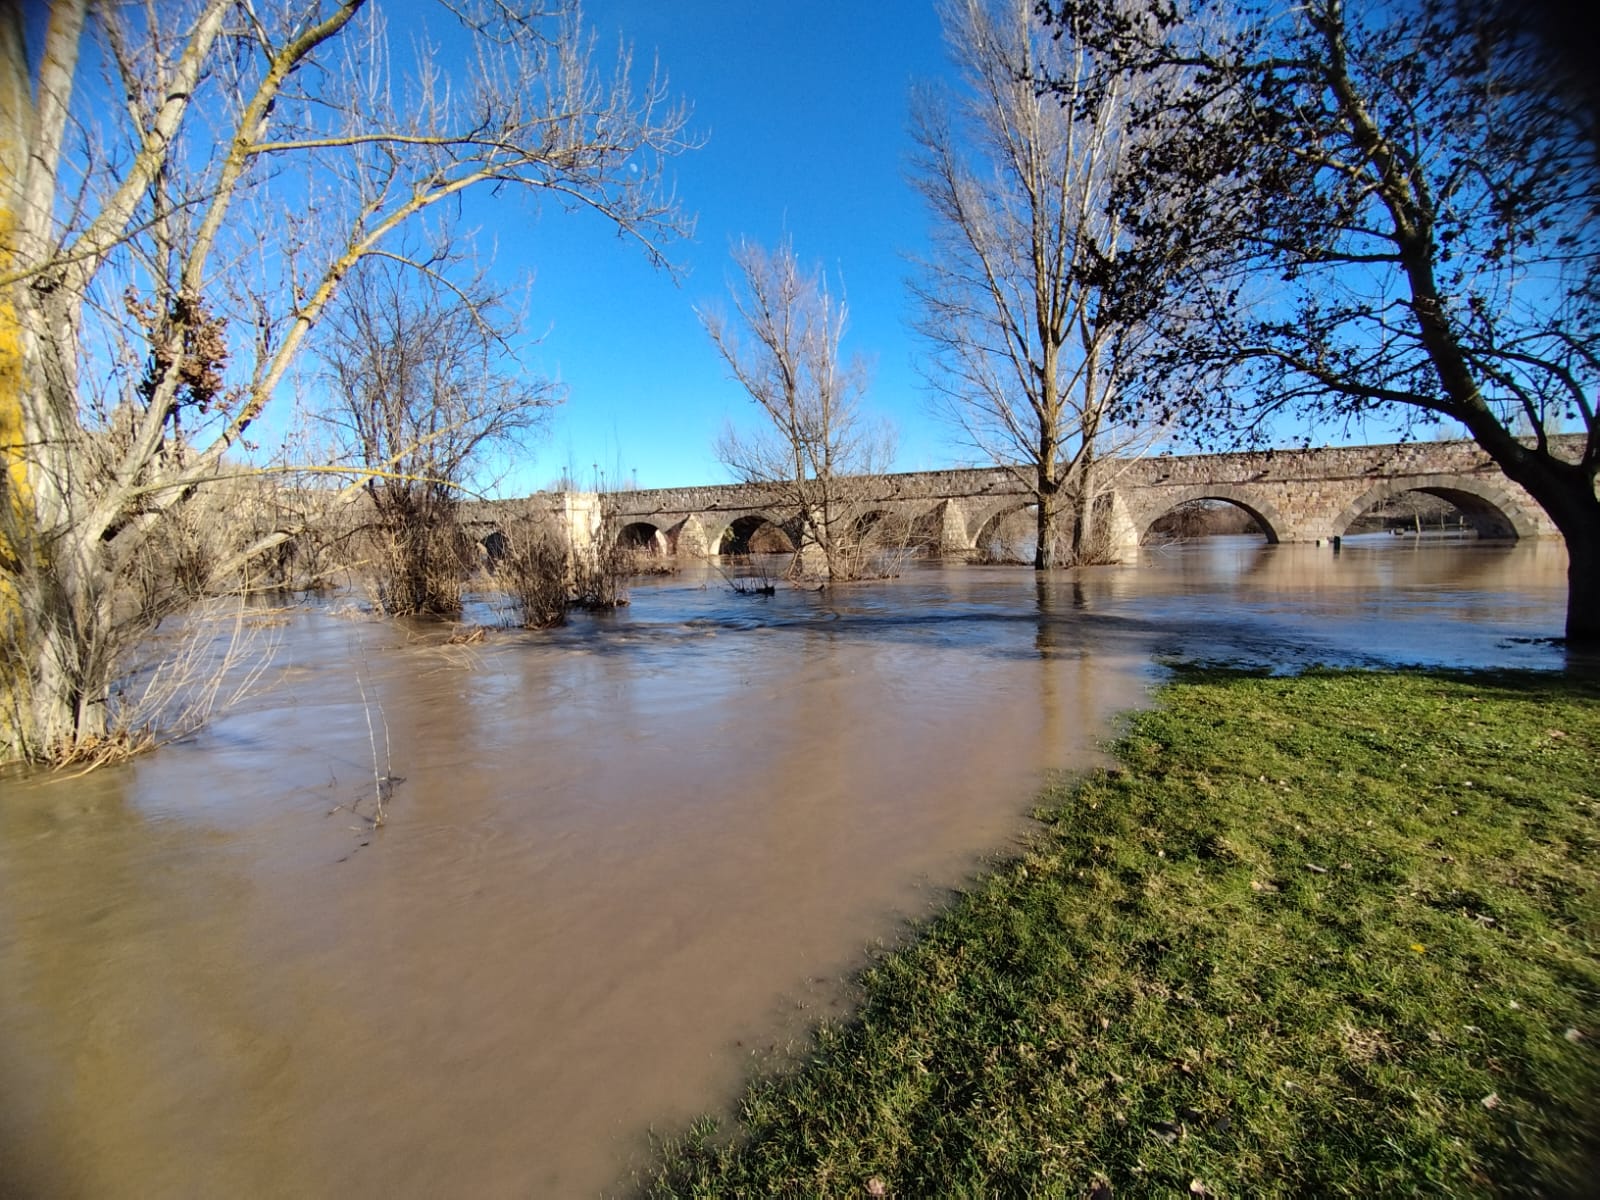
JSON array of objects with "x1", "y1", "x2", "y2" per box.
[{"x1": 648, "y1": 669, "x2": 1600, "y2": 1197}]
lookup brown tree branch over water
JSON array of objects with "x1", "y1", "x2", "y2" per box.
[{"x1": 0, "y1": 0, "x2": 693, "y2": 761}]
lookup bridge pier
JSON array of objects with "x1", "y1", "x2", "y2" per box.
[
  {"x1": 556, "y1": 492, "x2": 604, "y2": 572},
  {"x1": 671, "y1": 514, "x2": 711, "y2": 558},
  {"x1": 934, "y1": 500, "x2": 973, "y2": 555},
  {"x1": 1100, "y1": 491, "x2": 1144, "y2": 557}
]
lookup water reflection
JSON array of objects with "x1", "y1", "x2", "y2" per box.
[{"x1": 0, "y1": 537, "x2": 1574, "y2": 1197}]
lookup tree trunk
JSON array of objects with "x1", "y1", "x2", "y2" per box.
[
  {"x1": 1461, "y1": 450, "x2": 1600, "y2": 641},
  {"x1": 1035, "y1": 440, "x2": 1061, "y2": 569},
  {"x1": 4, "y1": 267, "x2": 121, "y2": 759},
  {"x1": 1036, "y1": 494, "x2": 1059, "y2": 570},
  {"x1": 1474, "y1": 442, "x2": 1600, "y2": 643},
  {"x1": 1561, "y1": 516, "x2": 1600, "y2": 644},
  {"x1": 1071, "y1": 487, "x2": 1094, "y2": 566},
  {"x1": 31, "y1": 613, "x2": 109, "y2": 750},
  {"x1": 5, "y1": 534, "x2": 113, "y2": 759},
  {"x1": 1464, "y1": 434, "x2": 1600, "y2": 645}
]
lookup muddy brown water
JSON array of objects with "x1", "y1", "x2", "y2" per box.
[{"x1": 0, "y1": 537, "x2": 1574, "y2": 1197}]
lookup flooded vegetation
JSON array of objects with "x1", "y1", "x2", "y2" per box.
[{"x1": 0, "y1": 537, "x2": 1575, "y2": 1197}]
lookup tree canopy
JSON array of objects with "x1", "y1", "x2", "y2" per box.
[{"x1": 1036, "y1": 0, "x2": 1598, "y2": 636}]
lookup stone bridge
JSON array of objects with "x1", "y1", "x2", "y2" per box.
[{"x1": 469, "y1": 439, "x2": 1569, "y2": 559}]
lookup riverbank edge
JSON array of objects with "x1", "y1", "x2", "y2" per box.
[{"x1": 644, "y1": 667, "x2": 1600, "y2": 1197}]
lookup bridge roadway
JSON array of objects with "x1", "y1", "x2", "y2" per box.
[{"x1": 468, "y1": 438, "x2": 1570, "y2": 558}]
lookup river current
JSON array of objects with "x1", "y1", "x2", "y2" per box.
[{"x1": 0, "y1": 535, "x2": 1575, "y2": 1196}]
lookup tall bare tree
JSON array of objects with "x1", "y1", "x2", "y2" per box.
[
  {"x1": 701, "y1": 237, "x2": 893, "y2": 583},
  {"x1": 0, "y1": 0, "x2": 691, "y2": 762},
  {"x1": 317, "y1": 249, "x2": 558, "y2": 616},
  {"x1": 911, "y1": 0, "x2": 1175, "y2": 569},
  {"x1": 1040, "y1": 0, "x2": 1599, "y2": 638}
]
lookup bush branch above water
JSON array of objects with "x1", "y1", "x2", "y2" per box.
[{"x1": 649, "y1": 669, "x2": 1600, "y2": 1198}]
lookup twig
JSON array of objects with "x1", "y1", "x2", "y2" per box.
[{"x1": 355, "y1": 668, "x2": 387, "y2": 828}]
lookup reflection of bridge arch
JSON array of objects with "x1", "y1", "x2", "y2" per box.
[
  {"x1": 1134, "y1": 485, "x2": 1287, "y2": 544},
  {"x1": 1334, "y1": 476, "x2": 1535, "y2": 539}
]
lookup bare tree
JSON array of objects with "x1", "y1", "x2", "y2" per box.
[
  {"x1": 1040, "y1": 0, "x2": 1599, "y2": 638},
  {"x1": 911, "y1": 0, "x2": 1178, "y2": 569},
  {"x1": 0, "y1": 0, "x2": 691, "y2": 761},
  {"x1": 317, "y1": 249, "x2": 557, "y2": 616},
  {"x1": 700, "y1": 237, "x2": 895, "y2": 583}
]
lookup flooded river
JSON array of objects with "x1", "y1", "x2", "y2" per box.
[{"x1": 0, "y1": 536, "x2": 1574, "y2": 1197}]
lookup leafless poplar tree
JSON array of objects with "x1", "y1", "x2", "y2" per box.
[
  {"x1": 911, "y1": 0, "x2": 1176, "y2": 568},
  {"x1": 701, "y1": 238, "x2": 895, "y2": 583},
  {"x1": 0, "y1": 0, "x2": 692, "y2": 762}
]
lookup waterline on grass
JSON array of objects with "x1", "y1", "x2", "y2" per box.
[{"x1": 647, "y1": 669, "x2": 1600, "y2": 1198}]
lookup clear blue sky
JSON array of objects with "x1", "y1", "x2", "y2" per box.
[
  {"x1": 463, "y1": 0, "x2": 962, "y2": 494},
  {"x1": 50, "y1": 0, "x2": 1458, "y2": 495}
]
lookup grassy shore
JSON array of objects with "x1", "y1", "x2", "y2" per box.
[{"x1": 648, "y1": 669, "x2": 1600, "y2": 1197}]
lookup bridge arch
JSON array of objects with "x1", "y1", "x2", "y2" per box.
[
  {"x1": 479, "y1": 528, "x2": 511, "y2": 569},
  {"x1": 971, "y1": 502, "x2": 1039, "y2": 560},
  {"x1": 850, "y1": 507, "x2": 922, "y2": 551},
  {"x1": 852, "y1": 507, "x2": 892, "y2": 535},
  {"x1": 966, "y1": 499, "x2": 1034, "y2": 545},
  {"x1": 1136, "y1": 485, "x2": 1286, "y2": 544},
  {"x1": 707, "y1": 511, "x2": 798, "y2": 555},
  {"x1": 1333, "y1": 476, "x2": 1536, "y2": 540},
  {"x1": 617, "y1": 520, "x2": 670, "y2": 555}
]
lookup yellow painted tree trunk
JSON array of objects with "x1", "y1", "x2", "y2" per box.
[{"x1": 1, "y1": 1, "x2": 33, "y2": 753}]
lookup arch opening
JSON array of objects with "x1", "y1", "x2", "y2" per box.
[
  {"x1": 617, "y1": 521, "x2": 669, "y2": 555},
  {"x1": 852, "y1": 509, "x2": 891, "y2": 538},
  {"x1": 850, "y1": 509, "x2": 923, "y2": 555},
  {"x1": 1341, "y1": 486, "x2": 1518, "y2": 540},
  {"x1": 912, "y1": 501, "x2": 959, "y2": 555},
  {"x1": 974, "y1": 504, "x2": 1039, "y2": 564},
  {"x1": 1145, "y1": 498, "x2": 1269, "y2": 543},
  {"x1": 480, "y1": 528, "x2": 511, "y2": 569},
  {"x1": 718, "y1": 514, "x2": 796, "y2": 556},
  {"x1": 1139, "y1": 490, "x2": 1282, "y2": 545}
]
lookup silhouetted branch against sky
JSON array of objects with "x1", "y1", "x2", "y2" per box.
[{"x1": 1032, "y1": 0, "x2": 1599, "y2": 638}]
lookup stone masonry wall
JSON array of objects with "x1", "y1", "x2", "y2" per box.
[{"x1": 474, "y1": 437, "x2": 1581, "y2": 554}]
